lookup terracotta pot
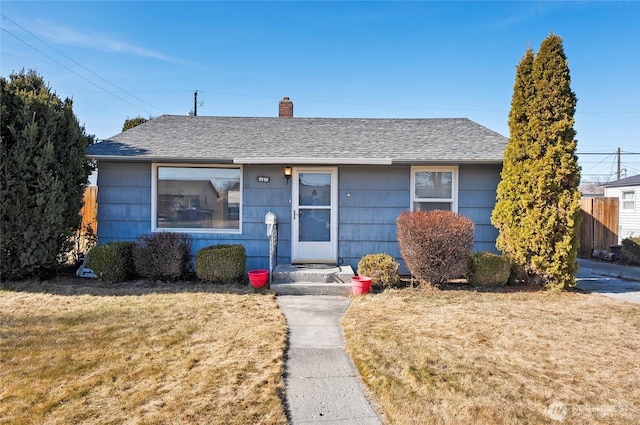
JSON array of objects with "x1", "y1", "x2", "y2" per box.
[
  {"x1": 248, "y1": 269, "x2": 269, "y2": 288},
  {"x1": 351, "y1": 276, "x2": 372, "y2": 295}
]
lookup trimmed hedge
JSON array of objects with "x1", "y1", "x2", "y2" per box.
[
  {"x1": 86, "y1": 242, "x2": 136, "y2": 283},
  {"x1": 397, "y1": 210, "x2": 475, "y2": 286},
  {"x1": 468, "y1": 252, "x2": 511, "y2": 287},
  {"x1": 196, "y1": 244, "x2": 246, "y2": 283},
  {"x1": 357, "y1": 253, "x2": 400, "y2": 289},
  {"x1": 133, "y1": 232, "x2": 192, "y2": 281}
]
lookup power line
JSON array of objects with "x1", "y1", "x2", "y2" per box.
[
  {"x1": 1, "y1": 19, "x2": 155, "y2": 116},
  {"x1": 1, "y1": 14, "x2": 166, "y2": 115}
]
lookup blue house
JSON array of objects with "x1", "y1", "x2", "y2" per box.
[{"x1": 87, "y1": 97, "x2": 507, "y2": 273}]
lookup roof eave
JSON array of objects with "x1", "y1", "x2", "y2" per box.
[
  {"x1": 88, "y1": 155, "x2": 234, "y2": 164},
  {"x1": 233, "y1": 157, "x2": 392, "y2": 165},
  {"x1": 392, "y1": 158, "x2": 504, "y2": 165}
]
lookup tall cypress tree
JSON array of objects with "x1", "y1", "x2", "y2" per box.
[
  {"x1": 492, "y1": 35, "x2": 581, "y2": 290},
  {"x1": 492, "y1": 47, "x2": 535, "y2": 269},
  {"x1": 1, "y1": 70, "x2": 94, "y2": 280}
]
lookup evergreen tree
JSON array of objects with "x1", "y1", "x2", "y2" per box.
[
  {"x1": 492, "y1": 35, "x2": 581, "y2": 290},
  {"x1": 492, "y1": 47, "x2": 535, "y2": 270},
  {"x1": 122, "y1": 116, "x2": 148, "y2": 132},
  {"x1": 1, "y1": 70, "x2": 94, "y2": 280}
]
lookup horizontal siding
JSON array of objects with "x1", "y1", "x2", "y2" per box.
[
  {"x1": 96, "y1": 162, "x2": 502, "y2": 272},
  {"x1": 338, "y1": 166, "x2": 408, "y2": 271},
  {"x1": 604, "y1": 186, "x2": 640, "y2": 242},
  {"x1": 96, "y1": 162, "x2": 152, "y2": 245},
  {"x1": 459, "y1": 164, "x2": 500, "y2": 253}
]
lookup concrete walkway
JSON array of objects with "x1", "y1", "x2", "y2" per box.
[{"x1": 276, "y1": 295, "x2": 383, "y2": 425}]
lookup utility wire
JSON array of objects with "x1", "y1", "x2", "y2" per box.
[
  {"x1": 1, "y1": 14, "x2": 166, "y2": 114},
  {"x1": 1, "y1": 23, "x2": 154, "y2": 116}
]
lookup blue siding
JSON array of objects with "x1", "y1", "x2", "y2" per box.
[
  {"x1": 97, "y1": 162, "x2": 152, "y2": 244},
  {"x1": 458, "y1": 164, "x2": 501, "y2": 253},
  {"x1": 96, "y1": 161, "x2": 501, "y2": 274},
  {"x1": 96, "y1": 162, "x2": 291, "y2": 271},
  {"x1": 338, "y1": 166, "x2": 409, "y2": 271}
]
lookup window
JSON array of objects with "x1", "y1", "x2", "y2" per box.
[
  {"x1": 622, "y1": 191, "x2": 635, "y2": 212},
  {"x1": 152, "y1": 164, "x2": 241, "y2": 232},
  {"x1": 411, "y1": 166, "x2": 458, "y2": 212}
]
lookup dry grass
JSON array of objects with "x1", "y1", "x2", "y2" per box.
[
  {"x1": 342, "y1": 288, "x2": 640, "y2": 425},
  {"x1": 0, "y1": 278, "x2": 287, "y2": 425}
]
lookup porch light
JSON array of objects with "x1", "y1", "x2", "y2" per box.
[{"x1": 284, "y1": 166, "x2": 292, "y2": 184}]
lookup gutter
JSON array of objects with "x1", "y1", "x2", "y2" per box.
[{"x1": 233, "y1": 157, "x2": 392, "y2": 165}]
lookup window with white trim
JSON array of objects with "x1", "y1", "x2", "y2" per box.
[
  {"x1": 411, "y1": 166, "x2": 458, "y2": 212},
  {"x1": 152, "y1": 164, "x2": 242, "y2": 232},
  {"x1": 622, "y1": 191, "x2": 635, "y2": 212}
]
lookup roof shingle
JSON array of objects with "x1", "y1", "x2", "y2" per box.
[{"x1": 87, "y1": 115, "x2": 507, "y2": 164}]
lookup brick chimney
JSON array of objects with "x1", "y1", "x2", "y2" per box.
[{"x1": 279, "y1": 96, "x2": 293, "y2": 118}]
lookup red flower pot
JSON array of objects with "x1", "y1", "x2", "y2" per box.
[
  {"x1": 248, "y1": 269, "x2": 269, "y2": 288},
  {"x1": 351, "y1": 276, "x2": 372, "y2": 295}
]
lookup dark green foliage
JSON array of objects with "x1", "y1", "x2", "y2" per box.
[
  {"x1": 621, "y1": 237, "x2": 640, "y2": 266},
  {"x1": 86, "y1": 242, "x2": 136, "y2": 283},
  {"x1": 396, "y1": 210, "x2": 475, "y2": 286},
  {"x1": 195, "y1": 244, "x2": 247, "y2": 283},
  {"x1": 357, "y1": 253, "x2": 400, "y2": 289},
  {"x1": 491, "y1": 34, "x2": 581, "y2": 291},
  {"x1": 133, "y1": 232, "x2": 192, "y2": 281},
  {"x1": 1, "y1": 70, "x2": 94, "y2": 281},
  {"x1": 467, "y1": 252, "x2": 511, "y2": 287},
  {"x1": 122, "y1": 116, "x2": 148, "y2": 132},
  {"x1": 507, "y1": 262, "x2": 529, "y2": 286}
]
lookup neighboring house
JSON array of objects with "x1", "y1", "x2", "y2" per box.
[
  {"x1": 86, "y1": 97, "x2": 507, "y2": 272},
  {"x1": 602, "y1": 174, "x2": 640, "y2": 243}
]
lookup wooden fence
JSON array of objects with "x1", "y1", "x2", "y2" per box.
[
  {"x1": 578, "y1": 197, "x2": 619, "y2": 258},
  {"x1": 81, "y1": 186, "x2": 98, "y2": 234}
]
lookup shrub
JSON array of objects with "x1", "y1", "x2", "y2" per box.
[
  {"x1": 621, "y1": 237, "x2": 640, "y2": 266},
  {"x1": 397, "y1": 210, "x2": 474, "y2": 286},
  {"x1": 196, "y1": 244, "x2": 246, "y2": 283},
  {"x1": 467, "y1": 252, "x2": 511, "y2": 287},
  {"x1": 86, "y1": 242, "x2": 136, "y2": 283},
  {"x1": 507, "y1": 262, "x2": 529, "y2": 286},
  {"x1": 357, "y1": 253, "x2": 400, "y2": 289},
  {"x1": 133, "y1": 232, "x2": 192, "y2": 281}
]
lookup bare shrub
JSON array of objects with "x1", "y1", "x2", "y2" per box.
[
  {"x1": 397, "y1": 210, "x2": 474, "y2": 286},
  {"x1": 133, "y1": 232, "x2": 192, "y2": 281}
]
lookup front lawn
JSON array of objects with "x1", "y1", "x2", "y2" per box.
[
  {"x1": 342, "y1": 288, "x2": 640, "y2": 425},
  {"x1": 0, "y1": 279, "x2": 287, "y2": 424}
]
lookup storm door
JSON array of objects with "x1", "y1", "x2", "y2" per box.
[{"x1": 291, "y1": 167, "x2": 338, "y2": 263}]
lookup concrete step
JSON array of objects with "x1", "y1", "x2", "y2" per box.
[
  {"x1": 270, "y1": 264, "x2": 355, "y2": 296},
  {"x1": 270, "y1": 281, "x2": 353, "y2": 296}
]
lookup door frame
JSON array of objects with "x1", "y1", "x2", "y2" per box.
[{"x1": 291, "y1": 166, "x2": 338, "y2": 263}]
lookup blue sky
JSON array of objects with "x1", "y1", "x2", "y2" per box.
[{"x1": 1, "y1": 1, "x2": 639, "y2": 182}]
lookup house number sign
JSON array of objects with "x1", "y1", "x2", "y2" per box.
[{"x1": 257, "y1": 176, "x2": 270, "y2": 183}]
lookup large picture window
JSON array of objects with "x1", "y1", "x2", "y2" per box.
[
  {"x1": 411, "y1": 166, "x2": 458, "y2": 212},
  {"x1": 153, "y1": 165, "x2": 241, "y2": 232}
]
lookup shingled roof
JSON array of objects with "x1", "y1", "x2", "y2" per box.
[
  {"x1": 87, "y1": 115, "x2": 507, "y2": 164},
  {"x1": 601, "y1": 174, "x2": 640, "y2": 188}
]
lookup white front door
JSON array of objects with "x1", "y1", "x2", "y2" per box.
[{"x1": 291, "y1": 167, "x2": 338, "y2": 263}]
